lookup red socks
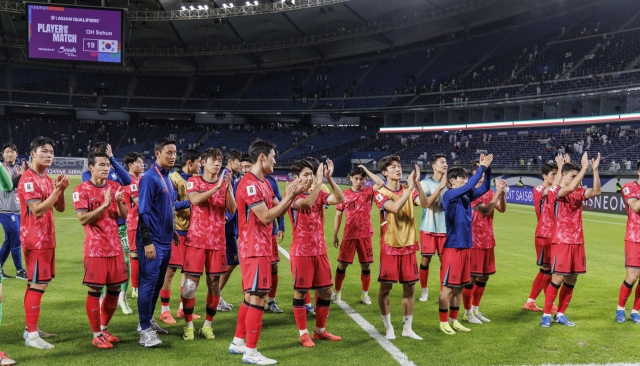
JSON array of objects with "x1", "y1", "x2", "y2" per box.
[
  {"x1": 130, "y1": 256, "x2": 139, "y2": 289},
  {"x1": 100, "y1": 290, "x2": 119, "y2": 328},
  {"x1": 206, "y1": 295, "x2": 221, "y2": 322},
  {"x1": 528, "y1": 270, "x2": 545, "y2": 300},
  {"x1": 86, "y1": 292, "x2": 101, "y2": 333},
  {"x1": 619, "y1": 281, "x2": 633, "y2": 308},
  {"x1": 419, "y1": 264, "x2": 429, "y2": 289},
  {"x1": 293, "y1": 298, "x2": 307, "y2": 331},
  {"x1": 315, "y1": 298, "x2": 330, "y2": 329},
  {"x1": 439, "y1": 308, "x2": 448, "y2": 322},
  {"x1": 449, "y1": 306, "x2": 459, "y2": 321},
  {"x1": 557, "y1": 283, "x2": 574, "y2": 314},
  {"x1": 544, "y1": 282, "x2": 560, "y2": 314},
  {"x1": 462, "y1": 285, "x2": 473, "y2": 311},
  {"x1": 634, "y1": 285, "x2": 640, "y2": 311},
  {"x1": 361, "y1": 270, "x2": 371, "y2": 292},
  {"x1": 335, "y1": 269, "x2": 346, "y2": 292},
  {"x1": 245, "y1": 305, "x2": 264, "y2": 349},
  {"x1": 234, "y1": 301, "x2": 250, "y2": 339},
  {"x1": 268, "y1": 273, "x2": 278, "y2": 299},
  {"x1": 304, "y1": 292, "x2": 311, "y2": 304},
  {"x1": 160, "y1": 289, "x2": 171, "y2": 307},
  {"x1": 472, "y1": 281, "x2": 487, "y2": 307},
  {"x1": 182, "y1": 298, "x2": 196, "y2": 322},
  {"x1": 25, "y1": 287, "x2": 44, "y2": 333}
]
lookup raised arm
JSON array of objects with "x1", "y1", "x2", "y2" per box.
[
  {"x1": 382, "y1": 171, "x2": 415, "y2": 214},
  {"x1": 558, "y1": 152, "x2": 589, "y2": 198},
  {"x1": 584, "y1": 153, "x2": 601, "y2": 200},
  {"x1": 252, "y1": 179, "x2": 305, "y2": 225},
  {"x1": 225, "y1": 176, "x2": 237, "y2": 215},
  {"x1": 443, "y1": 166, "x2": 486, "y2": 205},
  {"x1": 421, "y1": 174, "x2": 447, "y2": 209},
  {"x1": 358, "y1": 164, "x2": 384, "y2": 191},
  {"x1": 189, "y1": 176, "x2": 226, "y2": 206},
  {"x1": 293, "y1": 164, "x2": 325, "y2": 210},
  {"x1": 333, "y1": 209, "x2": 343, "y2": 248},
  {"x1": 325, "y1": 159, "x2": 344, "y2": 205},
  {"x1": 53, "y1": 175, "x2": 69, "y2": 213},
  {"x1": 470, "y1": 166, "x2": 492, "y2": 201},
  {"x1": 475, "y1": 180, "x2": 507, "y2": 215},
  {"x1": 108, "y1": 145, "x2": 132, "y2": 186},
  {"x1": 413, "y1": 165, "x2": 430, "y2": 208}
]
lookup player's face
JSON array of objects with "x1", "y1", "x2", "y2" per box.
[
  {"x1": 130, "y1": 157, "x2": 145, "y2": 174},
  {"x1": 156, "y1": 144, "x2": 177, "y2": 168},
  {"x1": 31, "y1": 144, "x2": 54, "y2": 168},
  {"x1": 261, "y1": 150, "x2": 276, "y2": 175},
  {"x1": 241, "y1": 161, "x2": 252, "y2": 174},
  {"x1": 350, "y1": 174, "x2": 365, "y2": 191},
  {"x1": 188, "y1": 158, "x2": 202, "y2": 175},
  {"x1": 432, "y1": 157, "x2": 448, "y2": 174},
  {"x1": 449, "y1": 175, "x2": 468, "y2": 189},
  {"x1": 2, "y1": 148, "x2": 16, "y2": 164},
  {"x1": 204, "y1": 157, "x2": 222, "y2": 176},
  {"x1": 90, "y1": 157, "x2": 111, "y2": 180},
  {"x1": 561, "y1": 170, "x2": 579, "y2": 186},
  {"x1": 383, "y1": 162, "x2": 402, "y2": 181},
  {"x1": 296, "y1": 167, "x2": 314, "y2": 190},
  {"x1": 543, "y1": 170, "x2": 557, "y2": 185},
  {"x1": 471, "y1": 170, "x2": 485, "y2": 186}
]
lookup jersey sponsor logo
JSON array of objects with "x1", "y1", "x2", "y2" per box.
[
  {"x1": 247, "y1": 185, "x2": 256, "y2": 196},
  {"x1": 187, "y1": 182, "x2": 194, "y2": 190},
  {"x1": 376, "y1": 193, "x2": 384, "y2": 202},
  {"x1": 624, "y1": 187, "x2": 630, "y2": 195},
  {"x1": 72, "y1": 192, "x2": 80, "y2": 202},
  {"x1": 24, "y1": 182, "x2": 34, "y2": 192},
  {"x1": 130, "y1": 184, "x2": 137, "y2": 192}
]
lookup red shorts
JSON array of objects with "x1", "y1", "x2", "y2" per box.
[
  {"x1": 550, "y1": 244, "x2": 586, "y2": 275},
  {"x1": 127, "y1": 229, "x2": 137, "y2": 253},
  {"x1": 338, "y1": 237, "x2": 374, "y2": 264},
  {"x1": 535, "y1": 237, "x2": 552, "y2": 266},
  {"x1": 271, "y1": 235, "x2": 280, "y2": 264},
  {"x1": 625, "y1": 240, "x2": 640, "y2": 269},
  {"x1": 241, "y1": 256, "x2": 272, "y2": 293},
  {"x1": 378, "y1": 252, "x2": 418, "y2": 284},
  {"x1": 83, "y1": 254, "x2": 128, "y2": 287},
  {"x1": 290, "y1": 254, "x2": 333, "y2": 291},
  {"x1": 183, "y1": 246, "x2": 228, "y2": 276},
  {"x1": 169, "y1": 235, "x2": 186, "y2": 268},
  {"x1": 420, "y1": 232, "x2": 446, "y2": 256},
  {"x1": 470, "y1": 247, "x2": 496, "y2": 277},
  {"x1": 24, "y1": 248, "x2": 56, "y2": 284},
  {"x1": 440, "y1": 248, "x2": 471, "y2": 287}
]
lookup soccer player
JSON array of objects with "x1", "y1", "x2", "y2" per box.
[
  {"x1": 523, "y1": 157, "x2": 564, "y2": 313},
  {"x1": 73, "y1": 152, "x2": 128, "y2": 349},
  {"x1": 240, "y1": 154, "x2": 252, "y2": 175},
  {"x1": 289, "y1": 159, "x2": 344, "y2": 348},
  {"x1": 332, "y1": 165, "x2": 383, "y2": 305},
  {"x1": 618, "y1": 161, "x2": 640, "y2": 323},
  {"x1": 0, "y1": 143, "x2": 28, "y2": 280},
  {"x1": 438, "y1": 154, "x2": 493, "y2": 335},
  {"x1": 375, "y1": 156, "x2": 428, "y2": 340},
  {"x1": 181, "y1": 148, "x2": 236, "y2": 341},
  {"x1": 418, "y1": 154, "x2": 448, "y2": 302},
  {"x1": 219, "y1": 149, "x2": 243, "y2": 312},
  {"x1": 540, "y1": 152, "x2": 601, "y2": 328},
  {"x1": 124, "y1": 152, "x2": 144, "y2": 300},
  {"x1": 265, "y1": 173, "x2": 286, "y2": 313},
  {"x1": 228, "y1": 141, "x2": 304, "y2": 365},
  {"x1": 160, "y1": 149, "x2": 200, "y2": 324},
  {"x1": 0, "y1": 272, "x2": 16, "y2": 364},
  {"x1": 82, "y1": 142, "x2": 133, "y2": 315},
  {"x1": 137, "y1": 137, "x2": 179, "y2": 347},
  {"x1": 462, "y1": 161, "x2": 507, "y2": 324},
  {"x1": 19, "y1": 137, "x2": 70, "y2": 349}
]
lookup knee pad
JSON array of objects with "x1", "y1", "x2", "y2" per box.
[{"x1": 182, "y1": 278, "x2": 198, "y2": 299}]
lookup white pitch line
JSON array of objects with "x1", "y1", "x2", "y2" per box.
[
  {"x1": 508, "y1": 208, "x2": 626, "y2": 226},
  {"x1": 277, "y1": 245, "x2": 417, "y2": 366}
]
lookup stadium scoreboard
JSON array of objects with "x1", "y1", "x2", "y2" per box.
[{"x1": 27, "y1": 3, "x2": 124, "y2": 65}]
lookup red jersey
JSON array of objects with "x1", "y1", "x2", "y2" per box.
[
  {"x1": 533, "y1": 184, "x2": 554, "y2": 239},
  {"x1": 124, "y1": 174, "x2": 140, "y2": 229},
  {"x1": 73, "y1": 180, "x2": 123, "y2": 258},
  {"x1": 375, "y1": 186, "x2": 419, "y2": 256},
  {"x1": 185, "y1": 176, "x2": 227, "y2": 250},
  {"x1": 548, "y1": 186, "x2": 586, "y2": 245},
  {"x1": 289, "y1": 190, "x2": 330, "y2": 257},
  {"x1": 336, "y1": 187, "x2": 374, "y2": 240},
  {"x1": 18, "y1": 169, "x2": 56, "y2": 251},
  {"x1": 471, "y1": 190, "x2": 496, "y2": 249},
  {"x1": 236, "y1": 172, "x2": 275, "y2": 258},
  {"x1": 622, "y1": 182, "x2": 640, "y2": 242}
]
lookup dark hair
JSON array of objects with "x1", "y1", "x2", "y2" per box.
[
  {"x1": 181, "y1": 148, "x2": 201, "y2": 167},
  {"x1": 561, "y1": 162, "x2": 581, "y2": 174},
  {"x1": 90, "y1": 142, "x2": 108, "y2": 154},
  {"x1": 430, "y1": 154, "x2": 446, "y2": 168},
  {"x1": 2, "y1": 143, "x2": 17, "y2": 153},
  {"x1": 468, "y1": 160, "x2": 480, "y2": 174},
  {"x1": 30, "y1": 136, "x2": 55, "y2": 153},
  {"x1": 200, "y1": 147, "x2": 223, "y2": 163},
  {"x1": 124, "y1": 152, "x2": 142, "y2": 169},
  {"x1": 291, "y1": 160, "x2": 314, "y2": 177},
  {"x1": 378, "y1": 155, "x2": 401, "y2": 173},
  {"x1": 446, "y1": 167, "x2": 468, "y2": 183},
  {"x1": 154, "y1": 137, "x2": 177, "y2": 152},
  {"x1": 88, "y1": 151, "x2": 109, "y2": 167},
  {"x1": 349, "y1": 166, "x2": 366, "y2": 178},
  {"x1": 303, "y1": 157, "x2": 321, "y2": 174},
  {"x1": 248, "y1": 141, "x2": 276, "y2": 164},
  {"x1": 240, "y1": 154, "x2": 252, "y2": 163},
  {"x1": 541, "y1": 162, "x2": 558, "y2": 176},
  {"x1": 637, "y1": 161, "x2": 640, "y2": 171},
  {"x1": 225, "y1": 149, "x2": 243, "y2": 163}
]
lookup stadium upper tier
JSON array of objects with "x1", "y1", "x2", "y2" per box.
[{"x1": 3, "y1": 0, "x2": 640, "y2": 112}]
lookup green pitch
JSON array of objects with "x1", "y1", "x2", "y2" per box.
[{"x1": 0, "y1": 176, "x2": 633, "y2": 365}]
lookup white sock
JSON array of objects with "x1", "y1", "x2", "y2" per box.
[
  {"x1": 472, "y1": 305, "x2": 479, "y2": 313},
  {"x1": 178, "y1": 302, "x2": 183, "y2": 310},
  {"x1": 632, "y1": 310, "x2": 639, "y2": 314},
  {"x1": 543, "y1": 313, "x2": 551, "y2": 318},
  {"x1": 119, "y1": 291, "x2": 125, "y2": 302},
  {"x1": 617, "y1": 305, "x2": 625, "y2": 311},
  {"x1": 381, "y1": 313, "x2": 392, "y2": 330},
  {"x1": 314, "y1": 327, "x2": 325, "y2": 334},
  {"x1": 299, "y1": 329, "x2": 309, "y2": 336},
  {"x1": 402, "y1": 315, "x2": 413, "y2": 331},
  {"x1": 305, "y1": 302, "x2": 312, "y2": 307},
  {"x1": 449, "y1": 317, "x2": 457, "y2": 323},
  {"x1": 556, "y1": 312, "x2": 564, "y2": 318},
  {"x1": 439, "y1": 321, "x2": 448, "y2": 325},
  {"x1": 161, "y1": 305, "x2": 170, "y2": 312},
  {"x1": 465, "y1": 309, "x2": 473, "y2": 316},
  {"x1": 133, "y1": 288, "x2": 138, "y2": 293},
  {"x1": 93, "y1": 332, "x2": 102, "y2": 338},
  {"x1": 203, "y1": 320, "x2": 212, "y2": 327},
  {"x1": 232, "y1": 336, "x2": 244, "y2": 345},
  {"x1": 28, "y1": 331, "x2": 39, "y2": 340},
  {"x1": 245, "y1": 347, "x2": 257, "y2": 356},
  {"x1": 362, "y1": 291, "x2": 368, "y2": 296},
  {"x1": 100, "y1": 325, "x2": 108, "y2": 331},
  {"x1": 185, "y1": 321, "x2": 193, "y2": 328},
  {"x1": 268, "y1": 297, "x2": 275, "y2": 303},
  {"x1": 527, "y1": 298, "x2": 535, "y2": 303}
]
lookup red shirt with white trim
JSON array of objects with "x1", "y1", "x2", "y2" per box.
[
  {"x1": 336, "y1": 187, "x2": 374, "y2": 241},
  {"x1": 236, "y1": 172, "x2": 275, "y2": 258},
  {"x1": 289, "y1": 190, "x2": 330, "y2": 257},
  {"x1": 471, "y1": 190, "x2": 496, "y2": 249},
  {"x1": 622, "y1": 182, "x2": 640, "y2": 242},
  {"x1": 533, "y1": 184, "x2": 554, "y2": 239},
  {"x1": 18, "y1": 169, "x2": 56, "y2": 250},
  {"x1": 185, "y1": 176, "x2": 227, "y2": 250},
  {"x1": 124, "y1": 174, "x2": 140, "y2": 229},
  {"x1": 548, "y1": 186, "x2": 586, "y2": 245}
]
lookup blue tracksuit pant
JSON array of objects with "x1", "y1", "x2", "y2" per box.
[
  {"x1": 0, "y1": 213, "x2": 22, "y2": 271},
  {"x1": 137, "y1": 244, "x2": 171, "y2": 331}
]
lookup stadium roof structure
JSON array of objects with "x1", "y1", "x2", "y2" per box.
[{"x1": 0, "y1": 0, "x2": 572, "y2": 72}]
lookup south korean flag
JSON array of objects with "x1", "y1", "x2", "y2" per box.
[{"x1": 99, "y1": 40, "x2": 119, "y2": 54}]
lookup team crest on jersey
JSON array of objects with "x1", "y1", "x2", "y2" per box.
[
  {"x1": 130, "y1": 184, "x2": 138, "y2": 192},
  {"x1": 624, "y1": 187, "x2": 630, "y2": 195},
  {"x1": 24, "y1": 182, "x2": 34, "y2": 193},
  {"x1": 376, "y1": 193, "x2": 384, "y2": 202},
  {"x1": 536, "y1": 185, "x2": 543, "y2": 192},
  {"x1": 187, "y1": 182, "x2": 194, "y2": 190},
  {"x1": 72, "y1": 192, "x2": 80, "y2": 202},
  {"x1": 247, "y1": 185, "x2": 256, "y2": 196}
]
